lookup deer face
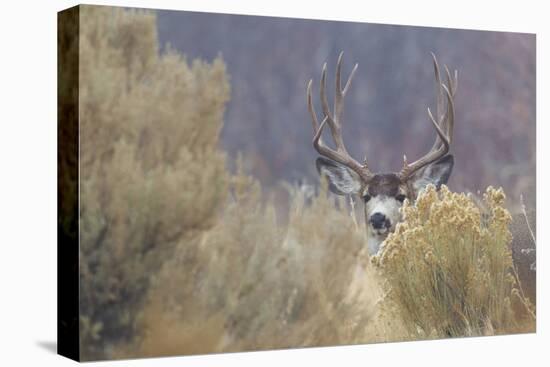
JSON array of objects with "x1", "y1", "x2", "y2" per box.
[
  {"x1": 306, "y1": 52, "x2": 457, "y2": 255},
  {"x1": 316, "y1": 155, "x2": 454, "y2": 254}
]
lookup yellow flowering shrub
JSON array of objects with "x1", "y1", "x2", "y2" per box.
[{"x1": 372, "y1": 185, "x2": 534, "y2": 338}]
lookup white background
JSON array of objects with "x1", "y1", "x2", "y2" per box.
[{"x1": 0, "y1": 0, "x2": 547, "y2": 365}]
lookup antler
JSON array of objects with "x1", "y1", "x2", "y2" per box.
[
  {"x1": 307, "y1": 52, "x2": 374, "y2": 183},
  {"x1": 398, "y1": 53, "x2": 458, "y2": 180}
]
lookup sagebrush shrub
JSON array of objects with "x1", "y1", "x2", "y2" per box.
[
  {"x1": 78, "y1": 6, "x2": 230, "y2": 359},
  {"x1": 122, "y1": 173, "x2": 383, "y2": 357}
]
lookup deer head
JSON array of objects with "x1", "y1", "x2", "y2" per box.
[{"x1": 307, "y1": 52, "x2": 458, "y2": 254}]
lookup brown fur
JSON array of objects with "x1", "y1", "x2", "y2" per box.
[{"x1": 366, "y1": 174, "x2": 402, "y2": 197}]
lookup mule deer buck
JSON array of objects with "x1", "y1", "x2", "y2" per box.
[
  {"x1": 307, "y1": 52, "x2": 456, "y2": 255},
  {"x1": 306, "y1": 52, "x2": 536, "y2": 304}
]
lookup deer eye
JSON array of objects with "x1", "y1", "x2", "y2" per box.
[
  {"x1": 363, "y1": 194, "x2": 371, "y2": 203},
  {"x1": 396, "y1": 194, "x2": 406, "y2": 203}
]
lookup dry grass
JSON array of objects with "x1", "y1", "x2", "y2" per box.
[
  {"x1": 116, "y1": 171, "x2": 385, "y2": 358},
  {"x1": 509, "y1": 197, "x2": 536, "y2": 307},
  {"x1": 372, "y1": 185, "x2": 535, "y2": 339}
]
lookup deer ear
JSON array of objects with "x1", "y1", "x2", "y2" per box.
[
  {"x1": 410, "y1": 154, "x2": 454, "y2": 195},
  {"x1": 316, "y1": 157, "x2": 362, "y2": 195}
]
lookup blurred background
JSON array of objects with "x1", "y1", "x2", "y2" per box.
[{"x1": 157, "y1": 10, "x2": 536, "y2": 209}]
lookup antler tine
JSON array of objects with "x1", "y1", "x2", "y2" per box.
[
  {"x1": 444, "y1": 65, "x2": 458, "y2": 96},
  {"x1": 306, "y1": 52, "x2": 373, "y2": 183},
  {"x1": 399, "y1": 54, "x2": 457, "y2": 180},
  {"x1": 307, "y1": 80, "x2": 321, "y2": 135},
  {"x1": 431, "y1": 64, "x2": 458, "y2": 152},
  {"x1": 308, "y1": 79, "x2": 334, "y2": 156},
  {"x1": 312, "y1": 116, "x2": 329, "y2": 152},
  {"x1": 335, "y1": 51, "x2": 359, "y2": 119},
  {"x1": 320, "y1": 62, "x2": 340, "y2": 146},
  {"x1": 441, "y1": 83, "x2": 455, "y2": 145},
  {"x1": 427, "y1": 83, "x2": 453, "y2": 150},
  {"x1": 430, "y1": 52, "x2": 444, "y2": 123}
]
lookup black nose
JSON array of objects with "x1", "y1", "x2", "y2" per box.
[{"x1": 370, "y1": 212, "x2": 387, "y2": 229}]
